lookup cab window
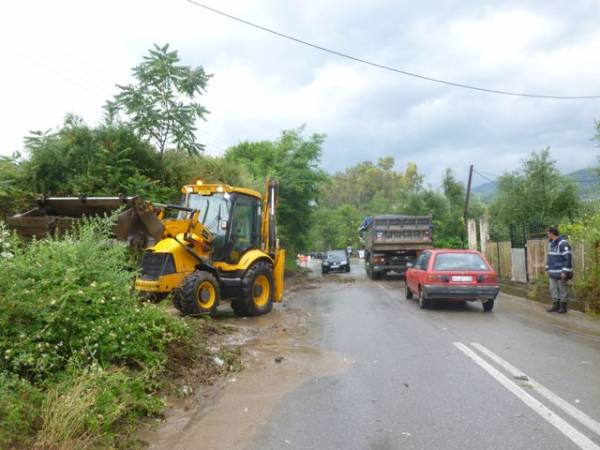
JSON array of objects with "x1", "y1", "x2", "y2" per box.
[{"x1": 228, "y1": 194, "x2": 260, "y2": 263}]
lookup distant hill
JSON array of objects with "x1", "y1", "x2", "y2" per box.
[{"x1": 472, "y1": 167, "x2": 600, "y2": 202}]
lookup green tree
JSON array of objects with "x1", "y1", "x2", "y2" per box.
[
  {"x1": 226, "y1": 128, "x2": 327, "y2": 254},
  {"x1": 22, "y1": 116, "x2": 169, "y2": 200},
  {"x1": 0, "y1": 152, "x2": 30, "y2": 218},
  {"x1": 106, "y1": 44, "x2": 211, "y2": 157},
  {"x1": 490, "y1": 148, "x2": 580, "y2": 239}
]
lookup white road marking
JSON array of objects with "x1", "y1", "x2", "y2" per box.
[
  {"x1": 471, "y1": 342, "x2": 600, "y2": 438},
  {"x1": 454, "y1": 342, "x2": 600, "y2": 450}
]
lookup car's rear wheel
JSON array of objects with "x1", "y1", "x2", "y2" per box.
[
  {"x1": 405, "y1": 282, "x2": 413, "y2": 300},
  {"x1": 482, "y1": 299, "x2": 495, "y2": 312},
  {"x1": 418, "y1": 288, "x2": 431, "y2": 309}
]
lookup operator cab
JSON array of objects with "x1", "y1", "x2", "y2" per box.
[{"x1": 181, "y1": 189, "x2": 262, "y2": 264}]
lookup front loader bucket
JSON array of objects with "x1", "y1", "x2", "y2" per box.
[{"x1": 8, "y1": 196, "x2": 164, "y2": 246}]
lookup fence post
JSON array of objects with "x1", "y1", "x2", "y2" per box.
[
  {"x1": 524, "y1": 242, "x2": 529, "y2": 282},
  {"x1": 496, "y1": 240, "x2": 501, "y2": 279}
]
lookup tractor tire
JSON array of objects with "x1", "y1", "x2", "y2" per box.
[
  {"x1": 177, "y1": 271, "x2": 220, "y2": 316},
  {"x1": 405, "y1": 282, "x2": 413, "y2": 300},
  {"x1": 232, "y1": 262, "x2": 274, "y2": 317}
]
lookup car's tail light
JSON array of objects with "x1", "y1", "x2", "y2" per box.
[
  {"x1": 477, "y1": 274, "x2": 497, "y2": 283},
  {"x1": 427, "y1": 274, "x2": 449, "y2": 283}
]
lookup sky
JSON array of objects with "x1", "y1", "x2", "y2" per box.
[{"x1": 0, "y1": 0, "x2": 599, "y2": 188}]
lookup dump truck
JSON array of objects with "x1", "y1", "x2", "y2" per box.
[
  {"x1": 9, "y1": 179, "x2": 285, "y2": 317},
  {"x1": 359, "y1": 214, "x2": 433, "y2": 280}
]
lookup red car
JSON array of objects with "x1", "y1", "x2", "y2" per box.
[{"x1": 405, "y1": 249, "x2": 499, "y2": 311}]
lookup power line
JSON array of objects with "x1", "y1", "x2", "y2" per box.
[
  {"x1": 184, "y1": 0, "x2": 600, "y2": 100},
  {"x1": 473, "y1": 169, "x2": 497, "y2": 184}
]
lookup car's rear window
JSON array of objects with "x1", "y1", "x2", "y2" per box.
[{"x1": 433, "y1": 253, "x2": 489, "y2": 271}]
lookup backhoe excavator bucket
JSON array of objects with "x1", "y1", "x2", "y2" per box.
[{"x1": 8, "y1": 196, "x2": 164, "y2": 247}]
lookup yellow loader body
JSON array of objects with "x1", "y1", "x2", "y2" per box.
[{"x1": 134, "y1": 179, "x2": 285, "y2": 316}]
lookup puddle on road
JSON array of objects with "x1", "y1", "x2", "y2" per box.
[{"x1": 139, "y1": 289, "x2": 352, "y2": 450}]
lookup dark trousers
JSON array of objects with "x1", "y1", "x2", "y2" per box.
[{"x1": 549, "y1": 277, "x2": 568, "y2": 303}]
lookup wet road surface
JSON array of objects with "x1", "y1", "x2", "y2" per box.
[
  {"x1": 246, "y1": 259, "x2": 600, "y2": 450},
  {"x1": 143, "y1": 259, "x2": 600, "y2": 450}
]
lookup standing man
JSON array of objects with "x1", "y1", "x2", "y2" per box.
[{"x1": 546, "y1": 226, "x2": 573, "y2": 313}]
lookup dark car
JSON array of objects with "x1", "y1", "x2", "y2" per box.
[
  {"x1": 405, "y1": 249, "x2": 499, "y2": 311},
  {"x1": 322, "y1": 250, "x2": 351, "y2": 274}
]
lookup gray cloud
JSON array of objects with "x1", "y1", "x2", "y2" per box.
[{"x1": 2, "y1": 0, "x2": 599, "y2": 189}]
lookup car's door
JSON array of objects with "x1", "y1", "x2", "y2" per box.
[
  {"x1": 408, "y1": 253, "x2": 425, "y2": 292},
  {"x1": 416, "y1": 251, "x2": 432, "y2": 289}
]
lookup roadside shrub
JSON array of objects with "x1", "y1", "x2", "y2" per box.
[
  {"x1": 0, "y1": 217, "x2": 189, "y2": 447},
  {"x1": 0, "y1": 373, "x2": 44, "y2": 448}
]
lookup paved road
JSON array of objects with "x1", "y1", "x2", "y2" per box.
[{"x1": 247, "y1": 259, "x2": 600, "y2": 450}]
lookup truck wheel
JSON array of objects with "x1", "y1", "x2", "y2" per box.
[
  {"x1": 483, "y1": 299, "x2": 495, "y2": 312},
  {"x1": 405, "y1": 282, "x2": 413, "y2": 300},
  {"x1": 178, "y1": 271, "x2": 220, "y2": 316},
  {"x1": 232, "y1": 262, "x2": 274, "y2": 317},
  {"x1": 418, "y1": 288, "x2": 430, "y2": 309}
]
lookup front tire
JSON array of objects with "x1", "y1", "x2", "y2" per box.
[
  {"x1": 232, "y1": 262, "x2": 274, "y2": 317},
  {"x1": 177, "y1": 271, "x2": 220, "y2": 316},
  {"x1": 405, "y1": 282, "x2": 413, "y2": 300}
]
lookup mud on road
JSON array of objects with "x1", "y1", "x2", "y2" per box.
[{"x1": 139, "y1": 271, "x2": 353, "y2": 450}]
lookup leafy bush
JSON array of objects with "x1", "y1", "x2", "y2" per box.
[{"x1": 0, "y1": 217, "x2": 189, "y2": 448}]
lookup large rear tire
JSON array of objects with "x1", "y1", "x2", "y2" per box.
[
  {"x1": 177, "y1": 271, "x2": 220, "y2": 316},
  {"x1": 232, "y1": 262, "x2": 274, "y2": 317}
]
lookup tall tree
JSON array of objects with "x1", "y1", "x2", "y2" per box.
[
  {"x1": 226, "y1": 127, "x2": 326, "y2": 254},
  {"x1": 490, "y1": 148, "x2": 580, "y2": 239},
  {"x1": 106, "y1": 44, "x2": 211, "y2": 157}
]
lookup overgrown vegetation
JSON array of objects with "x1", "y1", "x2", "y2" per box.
[{"x1": 0, "y1": 217, "x2": 189, "y2": 448}]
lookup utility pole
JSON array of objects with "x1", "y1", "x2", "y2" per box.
[
  {"x1": 461, "y1": 164, "x2": 474, "y2": 247},
  {"x1": 464, "y1": 164, "x2": 474, "y2": 226}
]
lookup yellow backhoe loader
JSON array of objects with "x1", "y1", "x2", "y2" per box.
[
  {"x1": 135, "y1": 178, "x2": 285, "y2": 316},
  {"x1": 9, "y1": 179, "x2": 285, "y2": 317}
]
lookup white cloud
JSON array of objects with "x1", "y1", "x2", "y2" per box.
[{"x1": 0, "y1": 0, "x2": 599, "y2": 185}]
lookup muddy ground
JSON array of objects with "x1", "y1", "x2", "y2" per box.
[{"x1": 138, "y1": 272, "x2": 352, "y2": 450}]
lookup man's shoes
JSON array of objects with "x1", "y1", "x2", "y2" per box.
[
  {"x1": 547, "y1": 301, "x2": 560, "y2": 313},
  {"x1": 558, "y1": 302, "x2": 568, "y2": 313}
]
